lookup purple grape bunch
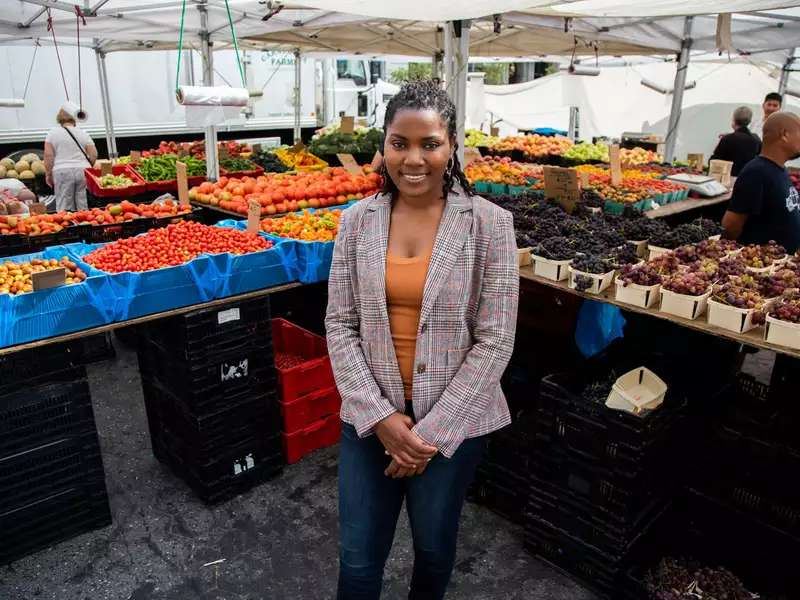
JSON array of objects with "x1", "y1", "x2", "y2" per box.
[{"x1": 618, "y1": 263, "x2": 663, "y2": 287}]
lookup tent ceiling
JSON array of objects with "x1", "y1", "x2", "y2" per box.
[{"x1": 1, "y1": 0, "x2": 799, "y2": 58}]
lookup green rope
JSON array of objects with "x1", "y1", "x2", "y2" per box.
[
  {"x1": 224, "y1": 0, "x2": 246, "y2": 87},
  {"x1": 175, "y1": 0, "x2": 187, "y2": 92}
]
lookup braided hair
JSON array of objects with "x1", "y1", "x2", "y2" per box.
[{"x1": 380, "y1": 79, "x2": 472, "y2": 200}]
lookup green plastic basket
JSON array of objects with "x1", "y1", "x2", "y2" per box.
[
  {"x1": 473, "y1": 181, "x2": 490, "y2": 194},
  {"x1": 489, "y1": 182, "x2": 508, "y2": 195},
  {"x1": 508, "y1": 185, "x2": 528, "y2": 196}
]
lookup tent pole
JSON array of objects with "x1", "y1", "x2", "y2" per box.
[
  {"x1": 293, "y1": 48, "x2": 302, "y2": 142},
  {"x1": 94, "y1": 45, "x2": 117, "y2": 159},
  {"x1": 445, "y1": 20, "x2": 470, "y2": 165},
  {"x1": 664, "y1": 16, "x2": 693, "y2": 164},
  {"x1": 184, "y1": 48, "x2": 195, "y2": 86},
  {"x1": 199, "y1": 3, "x2": 219, "y2": 181},
  {"x1": 778, "y1": 50, "x2": 795, "y2": 95},
  {"x1": 322, "y1": 58, "x2": 335, "y2": 126}
]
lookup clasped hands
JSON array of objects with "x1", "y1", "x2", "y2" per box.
[{"x1": 374, "y1": 413, "x2": 438, "y2": 479}]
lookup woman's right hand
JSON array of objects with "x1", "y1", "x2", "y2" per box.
[{"x1": 375, "y1": 413, "x2": 437, "y2": 468}]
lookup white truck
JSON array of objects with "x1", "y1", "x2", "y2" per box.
[{"x1": 0, "y1": 46, "x2": 387, "y2": 147}]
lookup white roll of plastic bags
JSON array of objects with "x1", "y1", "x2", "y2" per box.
[{"x1": 176, "y1": 86, "x2": 250, "y2": 127}]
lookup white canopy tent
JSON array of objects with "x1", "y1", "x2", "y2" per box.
[{"x1": 2, "y1": 0, "x2": 800, "y2": 171}]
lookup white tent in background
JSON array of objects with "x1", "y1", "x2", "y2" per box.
[{"x1": 476, "y1": 59, "x2": 800, "y2": 160}]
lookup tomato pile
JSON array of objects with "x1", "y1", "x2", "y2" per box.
[
  {"x1": 189, "y1": 167, "x2": 381, "y2": 216},
  {"x1": 275, "y1": 352, "x2": 306, "y2": 370},
  {"x1": 84, "y1": 221, "x2": 272, "y2": 273},
  {"x1": 72, "y1": 199, "x2": 193, "y2": 226},
  {"x1": 260, "y1": 209, "x2": 341, "y2": 242}
]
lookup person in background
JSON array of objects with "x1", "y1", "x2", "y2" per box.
[
  {"x1": 44, "y1": 101, "x2": 97, "y2": 212},
  {"x1": 750, "y1": 92, "x2": 783, "y2": 139},
  {"x1": 722, "y1": 111, "x2": 800, "y2": 253},
  {"x1": 326, "y1": 80, "x2": 518, "y2": 599},
  {"x1": 710, "y1": 106, "x2": 761, "y2": 176}
]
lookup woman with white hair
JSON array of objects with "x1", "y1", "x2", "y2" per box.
[
  {"x1": 44, "y1": 101, "x2": 97, "y2": 211},
  {"x1": 710, "y1": 105, "x2": 761, "y2": 176}
]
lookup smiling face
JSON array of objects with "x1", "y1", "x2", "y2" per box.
[{"x1": 384, "y1": 108, "x2": 453, "y2": 201}]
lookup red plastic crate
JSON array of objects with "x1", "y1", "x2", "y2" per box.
[
  {"x1": 280, "y1": 386, "x2": 341, "y2": 434},
  {"x1": 141, "y1": 174, "x2": 205, "y2": 193},
  {"x1": 84, "y1": 165, "x2": 146, "y2": 198},
  {"x1": 272, "y1": 318, "x2": 335, "y2": 403},
  {"x1": 282, "y1": 412, "x2": 340, "y2": 464}
]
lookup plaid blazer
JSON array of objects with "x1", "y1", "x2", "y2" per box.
[{"x1": 325, "y1": 188, "x2": 519, "y2": 458}]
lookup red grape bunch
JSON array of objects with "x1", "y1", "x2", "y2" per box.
[
  {"x1": 662, "y1": 271, "x2": 711, "y2": 296},
  {"x1": 769, "y1": 290, "x2": 800, "y2": 323}
]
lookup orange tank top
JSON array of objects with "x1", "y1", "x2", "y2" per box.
[{"x1": 385, "y1": 250, "x2": 431, "y2": 401}]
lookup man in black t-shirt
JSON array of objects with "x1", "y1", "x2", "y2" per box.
[
  {"x1": 722, "y1": 111, "x2": 800, "y2": 253},
  {"x1": 710, "y1": 106, "x2": 761, "y2": 176}
]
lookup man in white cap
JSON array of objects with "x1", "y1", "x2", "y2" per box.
[{"x1": 44, "y1": 101, "x2": 97, "y2": 211}]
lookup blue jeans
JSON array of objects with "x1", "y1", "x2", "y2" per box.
[{"x1": 337, "y1": 421, "x2": 486, "y2": 600}]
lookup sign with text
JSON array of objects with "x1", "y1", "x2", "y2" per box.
[
  {"x1": 291, "y1": 140, "x2": 305, "y2": 153},
  {"x1": 32, "y1": 267, "x2": 66, "y2": 291},
  {"x1": 28, "y1": 203, "x2": 47, "y2": 215},
  {"x1": 490, "y1": 126, "x2": 500, "y2": 137},
  {"x1": 543, "y1": 166, "x2": 580, "y2": 214},
  {"x1": 218, "y1": 146, "x2": 229, "y2": 160},
  {"x1": 247, "y1": 199, "x2": 261, "y2": 234},
  {"x1": 340, "y1": 116, "x2": 355, "y2": 134},
  {"x1": 175, "y1": 161, "x2": 190, "y2": 205},
  {"x1": 98, "y1": 160, "x2": 113, "y2": 177},
  {"x1": 609, "y1": 144, "x2": 623, "y2": 186},
  {"x1": 709, "y1": 159, "x2": 733, "y2": 187},
  {"x1": 252, "y1": 143, "x2": 262, "y2": 153},
  {"x1": 337, "y1": 153, "x2": 362, "y2": 176},
  {"x1": 129, "y1": 150, "x2": 141, "y2": 164},
  {"x1": 578, "y1": 170, "x2": 590, "y2": 189}
]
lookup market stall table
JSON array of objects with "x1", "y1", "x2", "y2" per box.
[
  {"x1": 518, "y1": 265, "x2": 800, "y2": 360},
  {"x1": 0, "y1": 282, "x2": 300, "y2": 356},
  {"x1": 647, "y1": 189, "x2": 733, "y2": 219}
]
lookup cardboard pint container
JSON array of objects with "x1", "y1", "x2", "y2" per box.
[
  {"x1": 605, "y1": 367, "x2": 667, "y2": 415},
  {"x1": 532, "y1": 254, "x2": 571, "y2": 281},
  {"x1": 659, "y1": 288, "x2": 712, "y2": 320},
  {"x1": 568, "y1": 266, "x2": 615, "y2": 295},
  {"x1": 615, "y1": 279, "x2": 661, "y2": 309}
]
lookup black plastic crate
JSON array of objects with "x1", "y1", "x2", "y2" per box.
[
  {"x1": 527, "y1": 481, "x2": 669, "y2": 558},
  {"x1": 137, "y1": 338, "x2": 275, "y2": 413},
  {"x1": 139, "y1": 295, "x2": 272, "y2": 355},
  {"x1": 154, "y1": 433, "x2": 284, "y2": 504},
  {"x1": 0, "y1": 431, "x2": 105, "y2": 513},
  {"x1": 0, "y1": 341, "x2": 87, "y2": 394},
  {"x1": 538, "y1": 371, "x2": 686, "y2": 460},
  {"x1": 0, "y1": 233, "x2": 30, "y2": 258},
  {"x1": 0, "y1": 485, "x2": 111, "y2": 565},
  {"x1": 142, "y1": 378, "x2": 282, "y2": 453},
  {"x1": 0, "y1": 379, "x2": 95, "y2": 457},
  {"x1": 482, "y1": 418, "x2": 537, "y2": 474},
  {"x1": 468, "y1": 467, "x2": 527, "y2": 525},
  {"x1": 523, "y1": 515, "x2": 622, "y2": 599},
  {"x1": 622, "y1": 491, "x2": 800, "y2": 600},
  {"x1": 26, "y1": 228, "x2": 83, "y2": 253},
  {"x1": 78, "y1": 219, "x2": 142, "y2": 244},
  {"x1": 535, "y1": 407, "x2": 685, "y2": 475},
  {"x1": 529, "y1": 445, "x2": 673, "y2": 518}
]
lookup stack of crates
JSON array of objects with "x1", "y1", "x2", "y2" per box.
[
  {"x1": 691, "y1": 372, "x2": 800, "y2": 541},
  {"x1": 523, "y1": 354, "x2": 686, "y2": 598},
  {"x1": 138, "y1": 296, "x2": 284, "y2": 504},
  {"x1": 468, "y1": 411, "x2": 537, "y2": 525},
  {"x1": 0, "y1": 342, "x2": 111, "y2": 565},
  {"x1": 273, "y1": 319, "x2": 341, "y2": 464}
]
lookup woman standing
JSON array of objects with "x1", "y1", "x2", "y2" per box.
[
  {"x1": 44, "y1": 101, "x2": 97, "y2": 211},
  {"x1": 326, "y1": 80, "x2": 519, "y2": 599}
]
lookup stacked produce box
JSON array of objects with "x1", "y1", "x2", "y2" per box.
[
  {"x1": 137, "y1": 296, "x2": 284, "y2": 504},
  {"x1": 522, "y1": 351, "x2": 687, "y2": 598},
  {"x1": 0, "y1": 341, "x2": 111, "y2": 564},
  {"x1": 273, "y1": 318, "x2": 341, "y2": 464}
]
